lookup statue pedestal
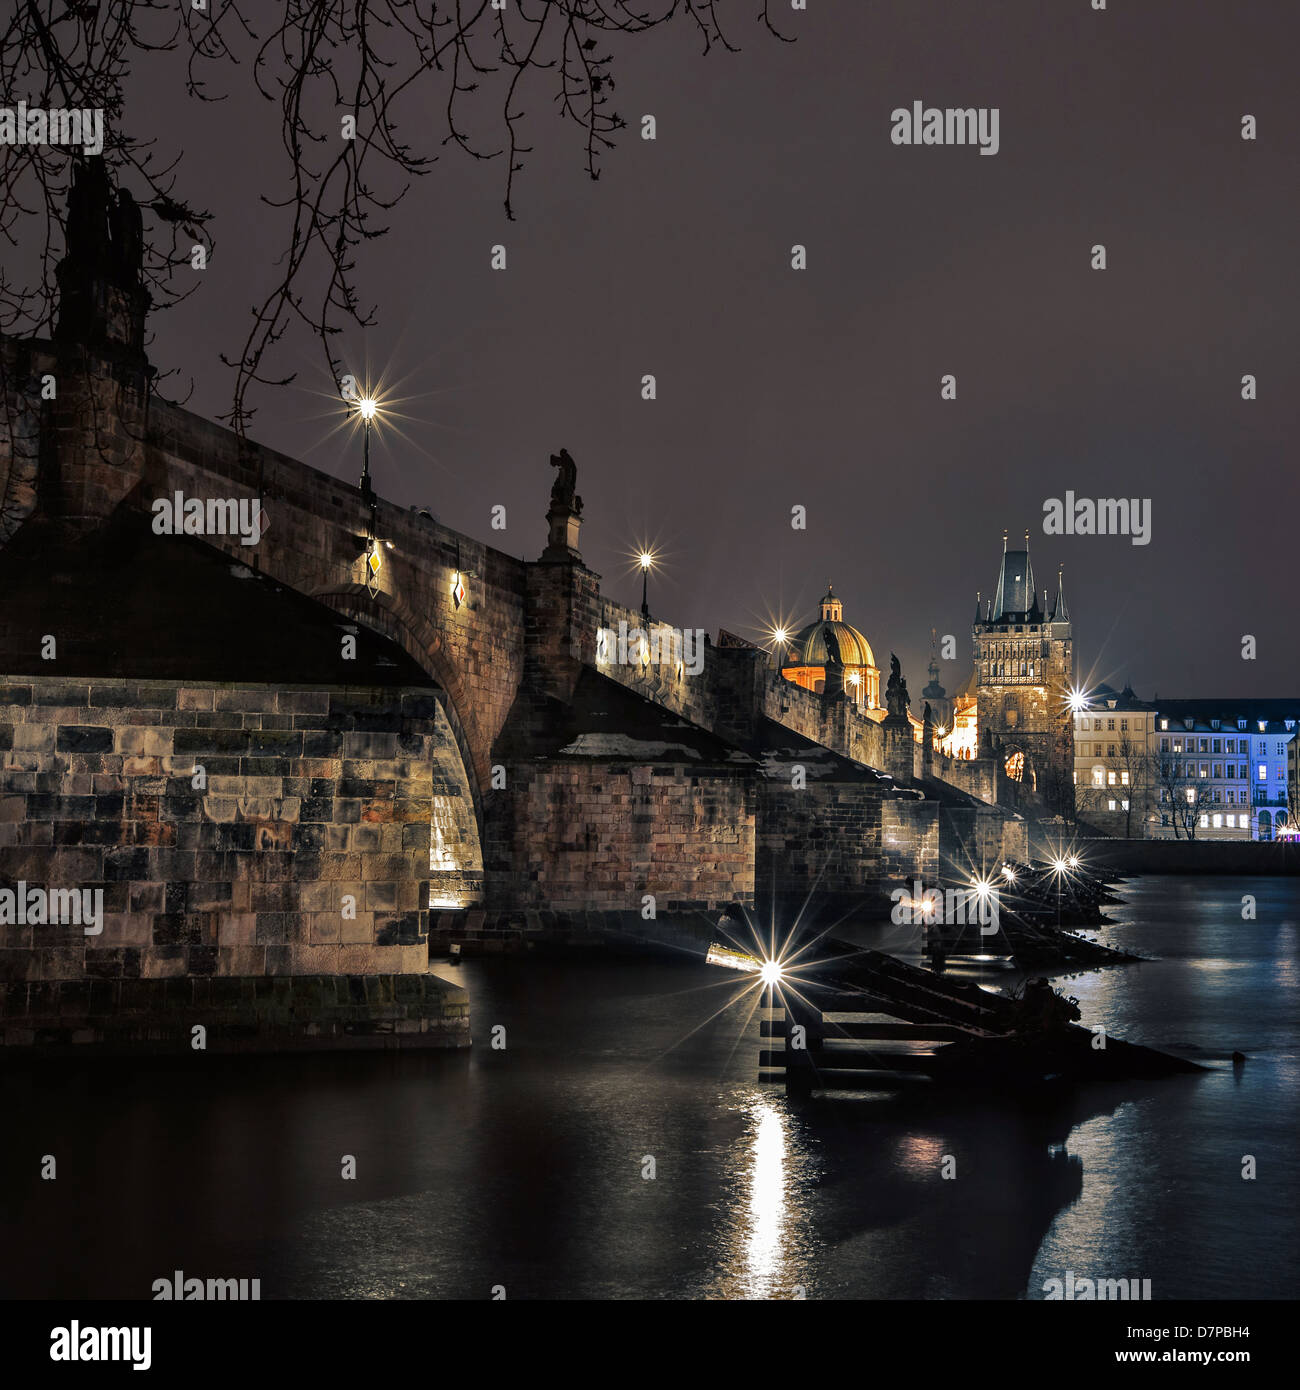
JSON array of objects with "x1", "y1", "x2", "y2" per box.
[
  {"x1": 542, "y1": 507, "x2": 582, "y2": 561},
  {"x1": 881, "y1": 713, "x2": 916, "y2": 784},
  {"x1": 55, "y1": 262, "x2": 151, "y2": 369}
]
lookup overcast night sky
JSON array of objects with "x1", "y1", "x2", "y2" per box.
[{"x1": 107, "y1": 1, "x2": 1300, "y2": 699}]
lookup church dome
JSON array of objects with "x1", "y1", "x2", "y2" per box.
[
  {"x1": 787, "y1": 586, "x2": 876, "y2": 670},
  {"x1": 790, "y1": 619, "x2": 876, "y2": 670}
]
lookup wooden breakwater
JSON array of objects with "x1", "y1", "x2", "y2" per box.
[{"x1": 747, "y1": 938, "x2": 1200, "y2": 1095}]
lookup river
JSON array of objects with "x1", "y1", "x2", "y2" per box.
[{"x1": 3, "y1": 875, "x2": 1296, "y2": 1300}]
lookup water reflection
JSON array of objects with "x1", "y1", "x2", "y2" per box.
[
  {"x1": 704, "y1": 1094, "x2": 817, "y2": 1300},
  {"x1": 3, "y1": 877, "x2": 1296, "y2": 1299},
  {"x1": 745, "y1": 1103, "x2": 787, "y2": 1294}
]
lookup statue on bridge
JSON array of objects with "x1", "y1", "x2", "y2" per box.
[
  {"x1": 821, "y1": 627, "x2": 845, "y2": 703},
  {"x1": 64, "y1": 156, "x2": 114, "y2": 277},
  {"x1": 109, "y1": 187, "x2": 145, "y2": 288},
  {"x1": 885, "y1": 653, "x2": 911, "y2": 719},
  {"x1": 57, "y1": 156, "x2": 151, "y2": 360},
  {"x1": 549, "y1": 448, "x2": 583, "y2": 516}
]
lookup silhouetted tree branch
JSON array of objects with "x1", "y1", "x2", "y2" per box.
[{"x1": 1, "y1": 0, "x2": 789, "y2": 432}]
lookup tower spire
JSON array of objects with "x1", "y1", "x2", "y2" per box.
[{"x1": 1052, "y1": 564, "x2": 1070, "y2": 622}]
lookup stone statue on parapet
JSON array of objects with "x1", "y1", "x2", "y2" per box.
[
  {"x1": 109, "y1": 187, "x2": 145, "y2": 287},
  {"x1": 549, "y1": 448, "x2": 583, "y2": 515},
  {"x1": 885, "y1": 653, "x2": 911, "y2": 719},
  {"x1": 820, "y1": 627, "x2": 846, "y2": 702},
  {"x1": 65, "y1": 156, "x2": 113, "y2": 275}
]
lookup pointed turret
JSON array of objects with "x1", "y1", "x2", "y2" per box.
[{"x1": 1051, "y1": 566, "x2": 1070, "y2": 623}]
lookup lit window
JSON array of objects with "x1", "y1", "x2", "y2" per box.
[
  {"x1": 1213, "y1": 814, "x2": 1222, "y2": 828},
  {"x1": 1199, "y1": 814, "x2": 1209, "y2": 827},
  {"x1": 1121, "y1": 800, "x2": 1130, "y2": 811},
  {"x1": 1107, "y1": 771, "x2": 1117, "y2": 786},
  {"x1": 1259, "y1": 765, "x2": 1268, "y2": 781},
  {"x1": 1108, "y1": 799, "x2": 1116, "y2": 811},
  {"x1": 1121, "y1": 771, "x2": 1130, "y2": 786}
]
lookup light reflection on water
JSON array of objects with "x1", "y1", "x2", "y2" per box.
[
  {"x1": 2, "y1": 876, "x2": 1297, "y2": 1299},
  {"x1": 745, "y1": 1104, "x2": 787, "y2": 1292}
]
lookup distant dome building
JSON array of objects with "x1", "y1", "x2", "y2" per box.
[{"x1": 779, "y1": 585, "x2": 881, "y2": 711}]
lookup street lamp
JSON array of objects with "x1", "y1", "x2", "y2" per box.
[
  {"x1": 639, "y1": 550, "x2": 654, "y2": 621},
  {"x1": 343, "y1": 385, "x2": 383, "y2": 593},
  {"x1": 1051, "y1": 855, "x2": 1068, "y2": 927},
  {"x1": 356, "y1": 395, "x2": 378, "y2": 504}
]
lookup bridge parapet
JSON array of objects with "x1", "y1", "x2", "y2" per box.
[{"x1": 590, "y1": 594, "x2": 890, "y2": 773}]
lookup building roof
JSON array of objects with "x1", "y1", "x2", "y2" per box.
[
  {"x1": 1085, "y1": 683, "x2": 1157, "y2": 712},
  {"x1": 991, "y1": 547, "x2": 1038, "y2": 621},
  {"x1": 785, "y1": 585, "x2": 876, "y2": 670},
  {"x1": 1153, "y1": 699, "x2": 1298, "y2": 734},
  {"x1": 787, "y1": 618, "x2": 876, "y2": 671}
]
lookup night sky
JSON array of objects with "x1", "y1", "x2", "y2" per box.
[{"x1": 119, "y1": 1, "x2": 1300, "y2": 698}]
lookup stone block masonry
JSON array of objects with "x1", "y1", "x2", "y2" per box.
[
  {"x1": 485, "y1": 761, "x2": 756, "y2": 912},
  {"x1": 0, "y1": 676, "x2": 481, "y2": 1049}
]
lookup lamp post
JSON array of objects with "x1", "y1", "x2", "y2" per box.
[
  {"x1": 639, "y1": 550, "x2": 654, "y2": 622},
  {"x1": 1051, "y1": 855, "x2": 1066, "y2": 928},
  {"x1": 357, "y1": 395, "x2": 377, "y2": 501}
]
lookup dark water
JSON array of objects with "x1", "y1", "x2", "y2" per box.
[{"x1": 3, "y1": 875, "x2": 1297, "y2": 1300}]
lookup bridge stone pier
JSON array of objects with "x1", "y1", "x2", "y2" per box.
[{"x1": 0, "y1": 243, "x2": 1023, "y2": 1051}]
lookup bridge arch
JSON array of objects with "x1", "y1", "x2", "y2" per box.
[{"x1": 313, "y1": 585, "x2": 487, "y2": 911}]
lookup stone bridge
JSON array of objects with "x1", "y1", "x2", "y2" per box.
[{"x1": 0, "y1": 257, "x2": 1023, "y2": 1051}]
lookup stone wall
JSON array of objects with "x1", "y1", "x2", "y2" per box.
[
  {"x1": 758, "y1": 780, "x2": 887, "y2": 897},
  {"x1": 0, "y1": 334, "x2": 530, "y2": 795},
  {"x1": 935, "y1": 751, "x2": 997, "y2": 804},
  {"x1": 882, "y1": 800, "x2": 941, "y2": 885},
  {"x1": 0, "y1": 677, "x2": 482, "y2": 1047},
  {"x1": 932, "y1": 805, "x2": 1027, "y2": 876},
  {"x1": 484, "y1": 760, "x2": 755, "y2": 912}
]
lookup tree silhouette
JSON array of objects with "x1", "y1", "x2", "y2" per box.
[{"x1": 1, "y1": 0, "x2": 789, "y2": 430}]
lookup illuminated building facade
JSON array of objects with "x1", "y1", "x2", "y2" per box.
[
  {"x1": 971, "y1": 533, "x2": 1074, "y2": 811},
  {"x1": 779, "y1": 585, "x2": 882, "y2": 713}
]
